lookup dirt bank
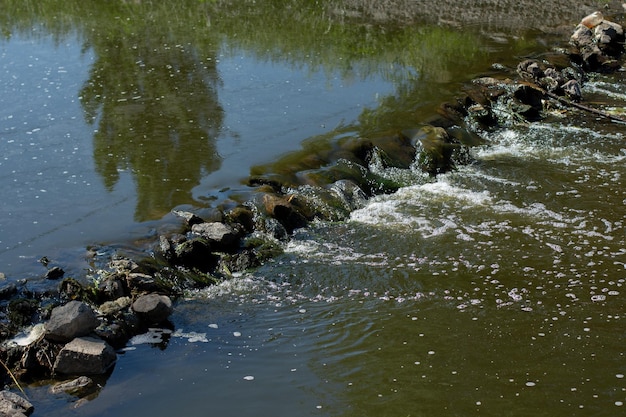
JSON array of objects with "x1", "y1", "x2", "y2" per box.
[{"x1": 332, "y1": 0, "x2": 613, "y2": 31}]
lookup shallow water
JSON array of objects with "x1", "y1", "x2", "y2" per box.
[{"x1": 1, "y1": 1, "x2": 625, "y2": 416}]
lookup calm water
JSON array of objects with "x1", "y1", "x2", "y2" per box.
[{"x1": 1, "y1": 1, "x2": 625, "y2": 416}]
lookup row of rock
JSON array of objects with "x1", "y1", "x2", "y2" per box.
[{"x1": 0, "y1": 9, "x2": 624, "y2": 414}]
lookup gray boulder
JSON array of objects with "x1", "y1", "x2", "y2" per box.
[
  {"x1": 53, "y1": 337, "x2": 116, "y2": 375},
  {"x1": 0, "y1": 390, "x2": 34, "y2": 417},
  {"x1": 191, "y1": 222, "x2": 239, "y2": 248},
  {"x1": 131, "y1": 294, "x2": 173, "y2": 324},
  {"x1": 45, "y1": 301, "x2": 99, "y2": 342}
]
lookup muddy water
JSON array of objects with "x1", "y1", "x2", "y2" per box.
[{"x1": 1, "y1": 1, "x2": 625, "y2": 416}]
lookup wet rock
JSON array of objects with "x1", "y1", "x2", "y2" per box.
[
  {"x1": 541, "y1": 67, "x2": 565, "y2": 92},
  {"x1": 45, "y1": 267, "x2": 65, "y2": 280},
  {"x1": 218, "y1": 250, "x2": 259, "y2": 275},
  {"x1": 517, "y1": 59, "x2": 544, "y2": 82},
  {"x1": 59, "y1": 278, "x2": 95, "y2": 302},
  {"x1": 131, "y1": 294, "x2": 173, "y2": 324},
  {"x1": 173, "y1": 237, "x2": 216, "y2": 271},
  {"x1": 411, "y1": 125, "x2": 469, "y2": 175},
  {"x1": 190, "y1": 222, "x2": 240, "y2": 249},
  {"x1": 0, "y1": 282, "x2": 17, "y2": 300},
  {"x1": 594, "y1": 20, "x2": 624, "y2": 56},
  {"x1": 334, "y1": 137, "x2": 374, "y2": 165},
  {"x1": 44, "y1": 301, "x2": 99, "y2": 343},
  {"x1": 581, "y1": 11, "x2": 604, "y2": 29},
  {"x1": 126, "y1": 273, "x2": 159, "y2": 293},
  {"x1": 367, "y1": 134, "x2": 416, "y2": 169},
  {"x1": 172, "y1": 210, "x2": 205, "y2": 227},
  {"x1": 570, "y1": 13, "x2": 624, "y2": 71},
  {"x1": 511, "y1": 83, "x2": 545, "y2": 119},
  {"x1": 241, "y1": 233, "x2": 284, "y2": 262},
  {"x1": 98, "y1": 296, "x2": 132, "y2": 317},
  {"x1": 226, "y1": 206, "x2": 255, "y2": 234},
  {"x1": 261, "y1": 217, "x2": 289, "y2": 241},
  {"x1": 562, "y1": 79, "x2": 583, "y2": 101},
  {"x1": 466, "y1": 77, "x2": 509, "y2": 105},
  {"x1": 0, "y1": 390, "x2": 34, "y2": 417},
  {"x1": 329, "y1": 179, "x2": 367, "y2": 212},
  {"x1": 53, "y1": 336, "x2": 116, "y2": 375},
  {"x1": 94, "y1": 311, "x2": 140, "y2": 349},
  {"x1": 97, "y1": 273, "x2": 128, "y2": 301},
  {"x1": 157, "y1": 235, "x2": 175, "y2": 262},
  {"x1": 109, "y1": 259, "x2": 141, "y2": 274},
  {"x1": 7, "y1": 299, "x2": 39, "y2": 329},
  {"x1": 263, "y1": 194, "x2": 308, "y2": 233},
  {"x1": 18, "y1": 337, "x2": 61, "y2": 377},
  {"x1": 49, "y1": 376, "x2": 94, "y2": 396}
]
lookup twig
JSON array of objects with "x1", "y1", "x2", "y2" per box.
[
  {"x1": 0, "y1": 358, "x2": 28, "y2": 399},
  {"x1": 544, "y1": 90, "x2": 626, "y2": 124}
]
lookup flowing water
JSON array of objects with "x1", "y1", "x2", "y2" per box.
[{"x1": 1, "y1": 1, "x2": 625, "y2": 416}]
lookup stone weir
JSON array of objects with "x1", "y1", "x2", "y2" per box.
[{"x1": 0, "y1": 9, "x2": 624, "y2": 414}]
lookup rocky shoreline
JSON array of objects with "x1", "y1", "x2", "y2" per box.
[{"x1": 1, "y1": 7, "x2": 625, "y2": 415}]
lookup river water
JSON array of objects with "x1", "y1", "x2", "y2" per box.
[{"x1": 1, "y1": 1, "x2": 625, "y2": 416}]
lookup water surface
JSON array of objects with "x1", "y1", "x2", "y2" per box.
[{"x1": 1, "y1": 1, "x2": 625, "y2": 416}]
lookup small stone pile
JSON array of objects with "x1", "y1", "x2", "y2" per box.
[{"x1": 570, "y1": 10, "x2": 625, "y2": 71}]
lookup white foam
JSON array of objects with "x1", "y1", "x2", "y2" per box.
[
  {"x1": 349, "y1": 178, "x2": 492, "y2": 228},
  {"x1": 130, "y1": 328, "x2": 172, "y2": 345},
  {"x1": 173, "y1": 330, "x2": 209, "y2": 343},
  {"x1": 6, "y1": 323, "x2": 45, "y2": 347}
]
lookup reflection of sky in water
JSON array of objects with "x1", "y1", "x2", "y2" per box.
[
  {"x1": 0, "y1": 34, "x2": 138, "y2": 275},
  {"x1": 0, "y1": 35, "x2": 397, "y2": 277}
]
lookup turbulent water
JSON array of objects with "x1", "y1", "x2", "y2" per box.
[
  {"x1": 1, "y1": 1, "x2": 626, "y2": 416},
  {"x1": 34, "y1": 76, "x2": 626, "y2": 417}
]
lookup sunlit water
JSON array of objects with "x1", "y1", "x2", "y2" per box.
[
  {"x1": 1, "y1": 4, "x2": 626, "y2": 417},
  {"x1": 33, "y1": 97, "x2": 626, "y2": 416},
  {"x1": 0, "y1": 35, "x2": 395, "y2": 278}
]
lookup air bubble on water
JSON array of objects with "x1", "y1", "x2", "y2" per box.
[
  {"x1": 616, "y1": 374, "x2": 624, "y2": 379},
  {"x1": 243, "y1": 375, "x2": 254, "y2": 381},
  {"x1": 233, "y1": 331, "x2": 242, "y2": 337},
  {"x1": 525, "y1": 381, "x2": 536, "y2": 387},
  {"x1": 208, "y1": 323, "x2": 218, "y2": 329}
]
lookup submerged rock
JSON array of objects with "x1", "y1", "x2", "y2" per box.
[
  {"x1": 45, "y1": 267, "x2": 64, "y2": 280},
  {"x1": 410, "y1": 125, "x2": 470, "y2": 175},
  {"x1": 49, "y1": 375, "x2": 94, "y2": 396},
  {"x1": 0, "y1": 390, "x2": 34, "y2": 417}
]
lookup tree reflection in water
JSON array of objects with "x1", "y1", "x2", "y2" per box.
[{"x1": 80, "y1": 23, "x2": 223, "y2": 221}]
